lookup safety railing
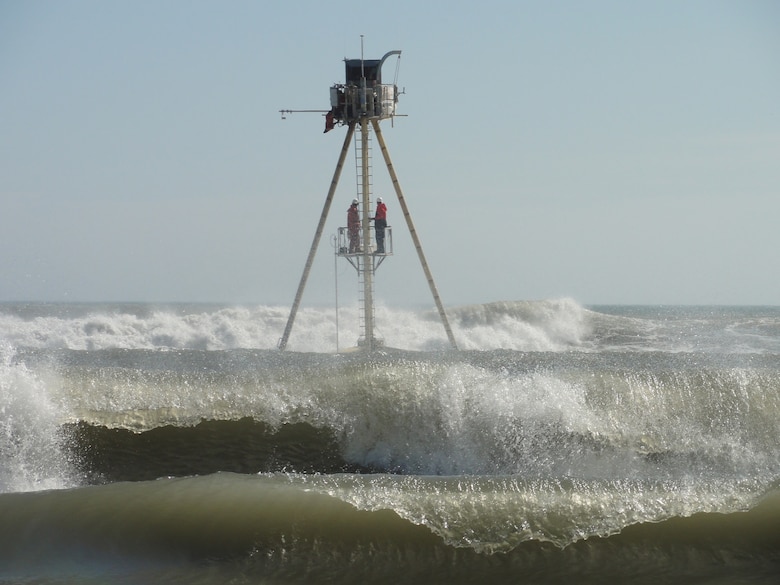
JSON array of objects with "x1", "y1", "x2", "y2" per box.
[{"x1": 336, "y1": 226, "x2": 393, "y2": 256}]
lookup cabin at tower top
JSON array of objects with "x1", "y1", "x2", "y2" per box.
[{"x1": 326, "y1": 50, "x2": 400, "y2": 128}]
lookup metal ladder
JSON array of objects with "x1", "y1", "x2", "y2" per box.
[
  {"x1": 354, "y1": 125, "x2": 376, "y2": 346},
  {"x1": 354, "y1": 126, "x2": 373, "y2": 215},
  {"x1": 356, "y1": 255, "x2": 376, "y2": 345}
]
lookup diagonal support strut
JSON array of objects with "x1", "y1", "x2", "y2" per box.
[
  {"x1": 278, "y1": 122, "x2": 356, "y2": 350},
  {"x1": 371, "y1": 119, "x2": 459, "y2": 350}
]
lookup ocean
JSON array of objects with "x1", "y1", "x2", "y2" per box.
[{"x1": 1, "y1": 300, "x2": 779, "y2": 584}]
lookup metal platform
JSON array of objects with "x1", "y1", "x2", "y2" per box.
[{"x1": 336, "y1": 225, "x2": 392, "y2": 268}]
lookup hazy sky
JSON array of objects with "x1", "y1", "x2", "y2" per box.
[{"x1": 2, "y1": 0, "x2": 779, "y2": 307}]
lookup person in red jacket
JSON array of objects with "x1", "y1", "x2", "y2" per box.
[
  {"x1": 347, "y1": 199, "x2": 360, "y2": 253},
  {"x1": 372, "y1": 196, "x2": 388, "y2": 253}
]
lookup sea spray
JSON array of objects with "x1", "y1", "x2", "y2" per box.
[
  {"x1": 0, "y1": 345, "x2": 76, "y2": 491},
  {"x1": 0, "y1": 299, "x2": 601, "y2": 353}
]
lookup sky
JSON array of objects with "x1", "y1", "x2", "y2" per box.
[{"x1": 1, "y1": 0, "x2": 779, "y2": 307}]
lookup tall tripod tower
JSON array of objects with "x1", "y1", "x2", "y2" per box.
[{"x1": 278, "y1": 49, "x2": 457, "y2": 352}]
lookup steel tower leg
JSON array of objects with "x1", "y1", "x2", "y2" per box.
[
  {"x1": 278, "y1": 122, "x2": 356, "y2": 351},
  {"x1": 371, "y1": 119, "x2": 458, "y2": 350}
]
